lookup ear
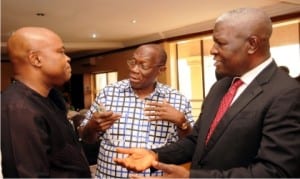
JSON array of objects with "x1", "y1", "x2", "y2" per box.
[
  {"x1": 158, "y1": 66, "x2": 167, "y2": 73},
  {"x1": 247, "y1": 36, "x2": 259, "y2": 54},
  {"x1": 28, "y1": 51, "x2": 42, "y2": 67}
]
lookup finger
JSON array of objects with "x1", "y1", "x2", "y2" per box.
[
  {"x1": 144, "y1": 106, "x2": 157, "y2": 112},
  {"x1": 113, "y1": 157, "x2": 125, "y2": 165},
  {"x1": 109, "y1": 114, "x2": 122, "y2": 122},
  {"x1": 115, "y1": 147, "x2": 136, "y2": 155},
  {"x1": 113, "y1": 157, "x2": 131, "y2": 168},
  {"x1": 129, "y1": 174, "x2": 149, "y2": 179},
  {"x1": 96, "y1": 112, "x2": 121, "y2": 123},
  {"x1": 114, "y1": 158, "x2": 142, "y2": 172},
  {"x1": 97, "y1": 113, "x2": 120, "y2": 125},
  {"x1": 146, "y1": 101, "x2": 162, "y2": 107},
  {"x1": 93, "y1": 110, "x2": 113, "y2": 118},
  {"x1": 144, "y1": 110, "x2": 157, "y2": 117},
  {"x1": 113, "y1": 112, "x2": 122, "y2": 118},
  {"x1": 155, "y1": 112, "x2": 160, "y2": 120},
  {"x1": 129, "y1": 174, "x2": 141, "y2": 179},
  {"x1": 144, "y1": 104, "x2": 163, "y2": 111},
  {"x1": 163, "y1": 98, "x2": 169, "y2": 104},
  {"x1": 147, "y1": 112, "x2": 161, "y2": 121},
  {"x1": 99, "y1": 121, "x2": 115, "y2": 131}
]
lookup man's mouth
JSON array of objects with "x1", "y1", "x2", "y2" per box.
[
  {"x1": 214, "y1": 59, "x2": 223, "y2": 67},
  {"x1": 129, "y1": 75, "x2": 140, "y2": 82}
]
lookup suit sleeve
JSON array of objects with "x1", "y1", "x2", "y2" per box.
[{"x1": 153, "y1": 114, "x2": 202, "y2": 164}]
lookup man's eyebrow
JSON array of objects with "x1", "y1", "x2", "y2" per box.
[{"x1": 57, "y1": 46, "x2": 66, "y2": 51}]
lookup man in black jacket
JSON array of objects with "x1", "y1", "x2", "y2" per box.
[{"x1": 1, "y1": 27, "x2": 91, "y2": 178}]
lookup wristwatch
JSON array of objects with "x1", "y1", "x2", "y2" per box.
[{"x1": 178, "y1": 121, "x2": 189, "y2": 130}]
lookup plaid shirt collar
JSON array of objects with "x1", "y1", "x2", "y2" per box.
[{"x1": 119, "y1": 79, "x2": 168, "y2": 98}]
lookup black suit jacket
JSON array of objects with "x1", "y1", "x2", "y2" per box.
[{"x1": 155, "y1": 61, "x2": 300, "y2": 177}]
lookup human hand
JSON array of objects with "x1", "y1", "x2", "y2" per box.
[
  {"x1": 114, "y1": 148, "x2": 157, "y2": 172},
  {"x1": 129, "y1": 161, "x2": 189, "y2": 179},
  {"x1": 144, "y1": 99, "x2": 185, "y2": 126},
  {"x1": 89, "y1": 110, "x2": 121, "y2": 132},
  {"x1": 78, "y1": 104, "x2": 121, "y2": 143}
]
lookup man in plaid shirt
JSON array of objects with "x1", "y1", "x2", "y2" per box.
[{"x1": 78, "y1": 44, "x2": 194, "y2": 178}]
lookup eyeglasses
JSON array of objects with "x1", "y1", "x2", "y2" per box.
[{"x1": 127, "y1": 59, "x2": 164, "y2": 70}]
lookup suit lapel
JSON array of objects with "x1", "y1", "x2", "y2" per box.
[
  {"x1": 194, "y1": 78, "x2": 232, "y2": 159},
  {"x1": 205, "y1": 82, "x2": 263, "y2": 149}
]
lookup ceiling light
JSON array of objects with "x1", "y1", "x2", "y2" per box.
[
  {"x1": 92, "y1": 33, "x2": 97, "y2": 38},
  {"x1": 131, "y1": 19, "x2": 137, "y2": 24}
]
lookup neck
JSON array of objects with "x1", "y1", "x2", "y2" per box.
[
  {"x1": 14, "y1": 75, "x2": 51, "y2": 97},
  {"x1": 132, "y1": 83, "x2": 156, "y2": 99}
]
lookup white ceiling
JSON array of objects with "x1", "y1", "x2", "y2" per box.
[{"x1": 1, "y1": 0, "x2": 300, "y2": 60}]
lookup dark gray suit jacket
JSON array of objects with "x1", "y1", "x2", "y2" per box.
[{"x1": 154, "y1": 61, "x2": 300, "y2": 177}]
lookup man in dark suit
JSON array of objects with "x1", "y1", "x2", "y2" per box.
[{"x1": 113, "y1": 7, "x2": 300, "y2": 178}]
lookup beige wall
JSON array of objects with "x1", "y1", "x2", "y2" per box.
[{"x1": 270, "y1": 22, "x2": 299, "y2": 46}]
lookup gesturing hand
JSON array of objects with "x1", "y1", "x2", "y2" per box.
[
  {"x1": 90, "y1": 111, "x2": 121, "y2": 132},
  {"x1": 113, "y1": 148, "x2": 157, "y2": 173},
  {"x1": 144, "y1": 99, "x2": 185, "y2": 126},
  {"x1": 79, "y1": 110, "x2": 121, "y2": 143}
]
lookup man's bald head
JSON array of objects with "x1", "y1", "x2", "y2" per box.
[
  {"x1": 216, "y1": 8, "x2": 272, "y2": 41},
  {"x1": 7, "y1": 27, "x2": 62, "y2": 65},
  {"x1": 136, "y1": 44, "x2": 167, "y2": 65},
  {"x1": 6, "y1": 27, "x2": 71, "y2": 96},
  {"x1": 211, "y1": 8, "x2": 273, "y2": 77},
  {"x1": 7, "y1": 27, "x2": 66, "y2": 76}
]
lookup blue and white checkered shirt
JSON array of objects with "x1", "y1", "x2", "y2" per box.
[{"x1": 81, "y1": 79, "x2": 194, "y2": 178}]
